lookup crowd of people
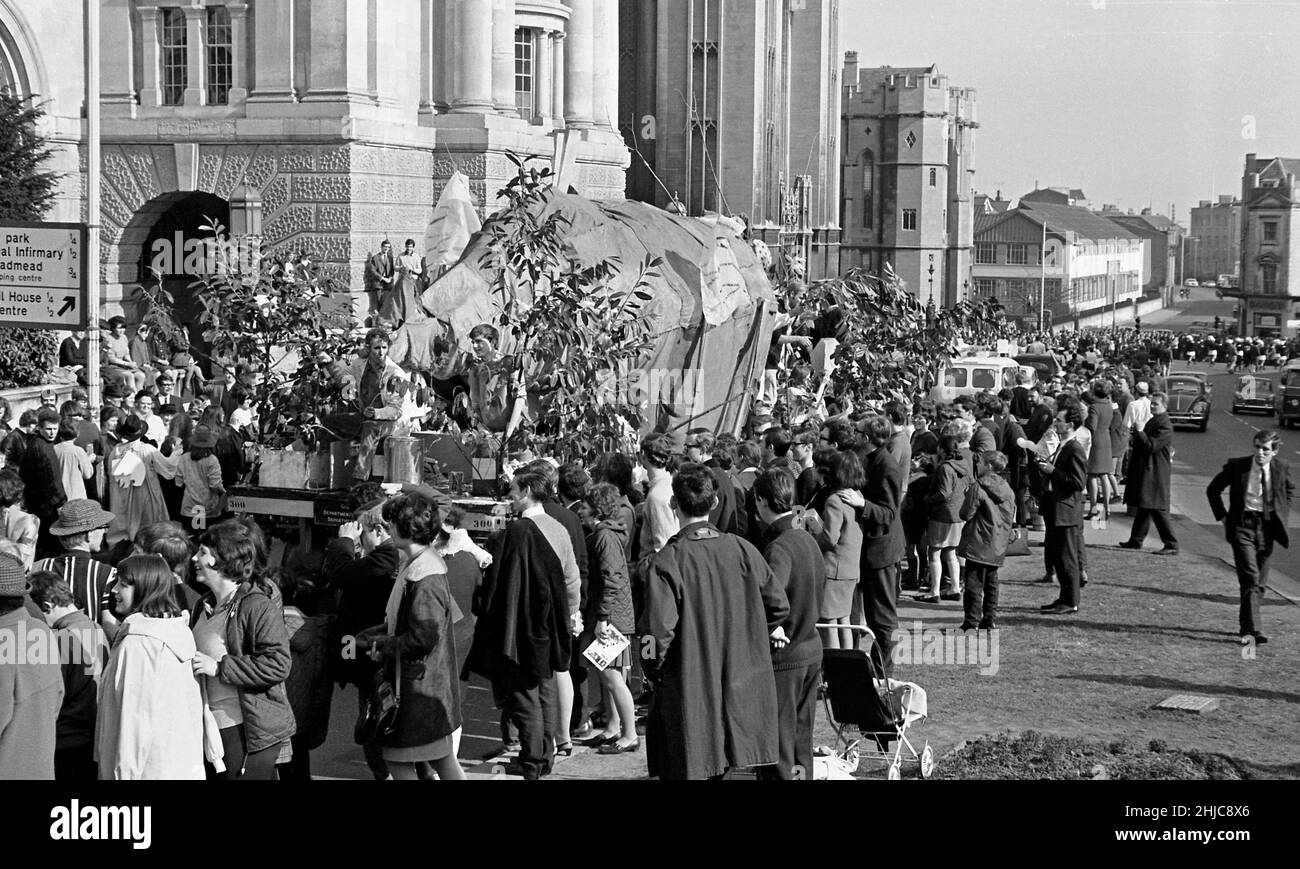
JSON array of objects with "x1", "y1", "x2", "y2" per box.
[{"x1": 0, "y1": 310, "x2": 1287, "y2": 781}]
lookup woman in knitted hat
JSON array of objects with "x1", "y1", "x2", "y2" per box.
[
  {"x1": 176, "y1": 426, "x2": 226, "y2": 524},
  {"x1": 105, "y1": 414, "x2": 178, "y2": 548}
]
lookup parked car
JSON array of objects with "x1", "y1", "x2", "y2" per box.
[
  {"x1": 1232, "y1": 376, "x2": 1274, "y2": 415},
  {"x1": 1205, "y1": 279, "x2": 1219, "y2": 289},
  {"x1": 1185, "y1": 278, "x2": 1200, "y2": 288},
  {"x1": 1165, "y1": 372, "x2": 1212, "y2": 431}
]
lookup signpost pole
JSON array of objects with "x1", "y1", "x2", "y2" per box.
[{"x1": 85, "y1": 0, "x2": 101, "y2": 413}]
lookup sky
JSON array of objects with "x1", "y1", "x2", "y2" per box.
[{"x1": 839, "y1": 0, "x2": 1300, "y2": 223}]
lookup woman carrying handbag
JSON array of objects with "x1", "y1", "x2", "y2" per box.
[{"x1": 358, "y1": 490, "x2": 465, "y2": 781}]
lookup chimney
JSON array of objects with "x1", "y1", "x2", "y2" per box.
[
  {"x1": 1218, "y1": 194, "x2": 1233, "y2": 204},
  {"x1": 844, "y1": 50, "x2": 859, "y2": 85}
]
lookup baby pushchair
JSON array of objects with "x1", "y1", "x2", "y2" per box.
[{"x1": 817, "y1": 624, "x2": 934, "y2": 780}]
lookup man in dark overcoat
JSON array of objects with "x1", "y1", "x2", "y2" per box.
[
  {"x1": 1120, "y1": 392, "x2": 1178, "y2": 554},
  {"x1": 638, "y1": 464, "x2": 788, "y2": 780},
  {"x1": 1035, "y1": 396, "x2": 1089, "y2": 615}
]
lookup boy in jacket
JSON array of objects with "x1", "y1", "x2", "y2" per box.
[
  {"x1": 957, "y1": 452, "x2": 1017, "y2": 631},
  {"x1": 754, "y1": 469, "x2": 824, "y2": 780}
]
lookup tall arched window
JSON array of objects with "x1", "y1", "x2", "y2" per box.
[
  {"x1": 861, "y1": 149, "x2": 874, "y2": 229},
  {"x1": 929, "y1": 168, "x2": 937, "y2": 187}
]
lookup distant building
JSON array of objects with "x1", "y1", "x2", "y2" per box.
[
  {"x1": 839, "y1": 58, "x2": 977, "y2": 306},
  {"x1": 1106, "y1": 210, "x2": 1185, "y2": 294},
  {"x1": 1238, "y1": 154, "x2": 1300, "y2": 338},
  {"x1": 972, "y1": 200, "x2": 1143, "y2": 326},
  {"x1": 1021, "y1": 187, "x2": 1090, "y2": 209},
  {"x1": 974, "y1": 190, "x2": 1012, "y2": 216},
  {"x1": 1188, "y1": 195, "x2": 1243, "y2": 284},
  {"x1": 621, "y1": 0, "x2": 843, "y2": 279}
]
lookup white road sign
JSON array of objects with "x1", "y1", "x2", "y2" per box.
[{"x1": 0, "y1": 221, "x2": 89, "y2": 329}]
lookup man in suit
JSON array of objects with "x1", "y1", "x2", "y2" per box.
[
  {"x1": 1035, "y1": 396, "x2": 1089, "y2": 614},
  {"x1": 1206, "y1": 429, "x2": 1294, "y2": 645},
  {"x1": 684, "y1": 429, "x2": 739, "y2": 534},
  {"x1": 1120, "y1": 393, "x2": 1178, "y2": 554},
  {"x1": 364, "y1": 240, "x2": 396, "y2": 323}
]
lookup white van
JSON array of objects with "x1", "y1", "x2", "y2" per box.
[{"x1": 931, "y1": 356, "x2": 1033, "y2": 403}]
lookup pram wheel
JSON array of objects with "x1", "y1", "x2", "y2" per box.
[
  {"x1": 920, "y1": 744, "x2": 935, "y2": 779},
  {"x1": 887, "y1": 762, "x2": 901, "y2": 781}
]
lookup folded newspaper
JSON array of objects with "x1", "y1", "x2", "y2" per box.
[{"x1": 583, "y1": 627, "x2": 631, "y2": 672}]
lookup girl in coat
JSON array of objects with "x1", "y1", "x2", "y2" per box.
[
  {"x1": 190, "y1": 519, "x2": 296, "y2": 780},
  {"x1": 580, "y1": 483, "x2": 639, "y2": 754},
  {"x1": 176, "y1": 426, "x2": 226, "y2": 525},
  {"x1": 96, "y1": 555, "x2": 205, "y2": 780},
  {"x1": 1084, "y1": 381, "x2": 1114, "y2": 521},
  {"x1": 919, "y1": 427, "x2": 971, "y2": 604},
  {"x1": 358, "y1": 491, "x2": 464, "y2": 781},
  {"x1": 812, "y1": 451, "x2": 865, "y2": 650}
]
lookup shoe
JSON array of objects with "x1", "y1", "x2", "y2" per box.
[
  {"x1": 912, "y1": 594, "x2": 941, "y2": 604},
  {"x1": 940, "y1": 592, "x2": 963, "y2": 601},
  {"x1": 1041, "y1": 603, "x2": 1078, "y2": 615},
  {"x1": 1039, "y1": 599, "x2": 1063, "y2": 610},
  {"x1": 1158, "y1": 546, "x2": 1179, "y2": 556},
  {"x1": 958, "y1": 622, "x2": 979, "y2": 632},
  {"x1": 555, "y1": 742, "x2": 574, "y2": 758},
  {"x1": 1037, "y1": 574, "x2": 1055, "y2": 584},
  {"x1": 1117, "y1": 540, "x2": 1143, "y2": 550},
  {"x1": 597, "y1": 739, "x2": 641, "y2": 755},
  {"x1": 1080, "y1": 578, "x2": 1088, "y2": 589},
  {"x1": 1253, "y1": 633, "x2": 1269, "y2": 644},
  {"x1": 579, "y1": 732, "x2": 616, "y2": 747},
  {"x1": 979, "y1": 621, "x2": 997, "y2": 631},
  {"x1": 570, "y1": 724, "x2": 598, "y2": 742}
]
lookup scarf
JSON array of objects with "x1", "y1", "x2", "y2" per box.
[{"x1": 384, "y1": 546, "x2": 444, "y2": 634}]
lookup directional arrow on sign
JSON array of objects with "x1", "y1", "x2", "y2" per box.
[{"x1": 58, "y1": 296, "x2": 75, "y2": 316}]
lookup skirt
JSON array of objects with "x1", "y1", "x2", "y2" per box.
[
  {"x1": 382, "y1": 728, "x2": 459, "y2": 763},
  {"x1": 927, "y1": 520, "x2": 964, "y2": 548},
  {"x1": 820, "y1": 577, "x2": 858, "y2": 620}
]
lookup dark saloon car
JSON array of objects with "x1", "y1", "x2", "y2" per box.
[{"x1": 1165, "y1": 372, "x2": 1212, "y2": 432}]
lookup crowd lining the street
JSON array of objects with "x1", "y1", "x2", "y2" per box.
[{"x1": 0, "y1": 315, "x2": 1292, "y2": 780}]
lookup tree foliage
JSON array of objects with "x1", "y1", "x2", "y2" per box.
[
  {"x1": 783, "y1": 262, "x2": 1013, "y2": 410},
  {"x1": 0, "y1": 93, "x2": 61, "y2": 386},
  {"x1": 135, "y1": 222, "x2": 358, "y2": 446},
  {"x1": 478, "y1": 153, "x2": 659, "y2": 455},
  {"x1": 0, "y1": 92, "x2": 58, "y2": 222}
]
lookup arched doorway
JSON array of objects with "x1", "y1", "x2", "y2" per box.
[{"x1": 137, "y1": 192, "x2": 231, "y2": 375}]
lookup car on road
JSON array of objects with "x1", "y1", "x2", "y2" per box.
[
  {"x1": 1165, "y1": 371, "x2": 1212, "y2": 431},
  {"x1": 1205, "y1": 279, "x2": 1218, "y2": 289},
  {"x1": 1232, "y1": 375, "x2": 1274, "y2": 415},
  {"x1": 1185, "y1": 278, "x2": 1200, "y2": 288},
  {"x1": 1277, "y1": 361, "x2": 1300, "y2": 427}
]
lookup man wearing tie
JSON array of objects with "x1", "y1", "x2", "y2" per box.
[
  {"x1": 1034, "y1": 396, "x2": 1089, "y2": 615},
  {"x1": 1207, "y1": 430, "x2": 1294, "y2": 645},
  {"x1": 364, "y1": 240, "x2": 396, "y2": 323}
]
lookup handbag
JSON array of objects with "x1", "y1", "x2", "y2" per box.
[{"x1": 354, "y1": 652, "x2": 402, "y2": 745}]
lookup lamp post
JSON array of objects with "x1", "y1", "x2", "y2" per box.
[{"x1": 927, "y1": 254, "x2": 936, "y2": 306}]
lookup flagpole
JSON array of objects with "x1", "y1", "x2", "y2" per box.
[
  {"x1": 1039, "y1": 220, "x2": 1047, "y2": 332},
  {"x1": 85, "y1": 0, "x2": 101, "y2": 414}
]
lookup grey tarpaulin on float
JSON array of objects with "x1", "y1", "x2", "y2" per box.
[{"x1": 418, "y1": 193, "x2": 775, "y2": 437}]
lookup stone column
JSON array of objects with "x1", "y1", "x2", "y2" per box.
[
  {"x1": 551, "y1": 31, "x2": 565, "y2": 124},
  {"x1": 564, "y1": 0, "x2": 595, "y2": 128},
  {"x1": 491, "y1": 0, "x2": 515, "y2": 114},
  {"x1": 248, "y1": 0, "x2": 296, "y2": 103},
  {"x1": 591, "y1": 0, "x2": 618, "y2": 129},
  {"x1": 228, "y1": 3, "x2": 250, "y2": 103},
  {"x1": 536, "y1": 30, "x2": 553, "y2": 124},
  {"x1": 101, "y1": 0, "x2": 137, "y2": 106},
  {"x1": 451, "y1": 0, "x2": 494, "y2": 112},
  {"x1": 419, "y1": 0, "x2": 438, "y2": 117},
  {"x1": 138, "y1": 6, "x2": 162, "y2": 106},
  {"x1": 185, "y1": 3, "x2": 204, "y2": 106}
]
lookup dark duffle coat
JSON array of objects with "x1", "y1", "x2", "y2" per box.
[
  {"x1": 638, "y1": 521, "x2": 788, "y2": 780},
  {"x1": 374, "y1": 549, "x2": 463, "y2": 749},
  {"x1": 1125, "y1": 412, "x2": 1174, "y2": 511}
]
